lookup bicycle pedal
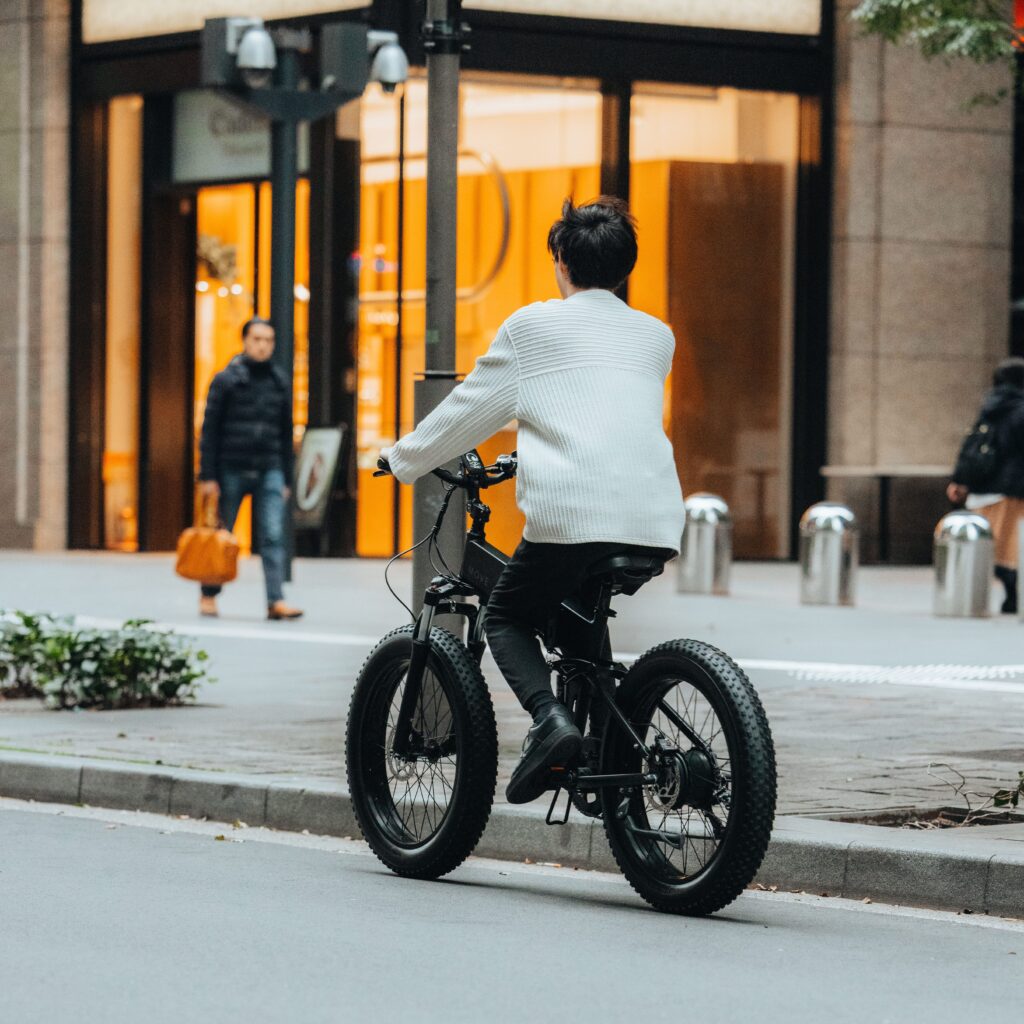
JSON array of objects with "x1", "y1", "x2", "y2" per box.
[{"x1": 545, "y1": 787, "x2": 572, "y2": 826}]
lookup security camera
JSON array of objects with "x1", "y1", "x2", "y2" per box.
[
  {"x1": 236, "y1": 25, "x2": 277, "y2": 90},
  {"x1": 368, "y1": 30, "x2": 409, "y2": 94}
]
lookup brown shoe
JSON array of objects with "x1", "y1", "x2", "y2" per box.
[
  {"x1": 199, "y1": 596, "x2": 219, "y2": 618},
  {"x1": 268, "y1": 601, "x2": 304, "y2": 621}
]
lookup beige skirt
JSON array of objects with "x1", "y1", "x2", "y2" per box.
[{"x1": 976, "y1": 497, "x2": 1024, "y2": 567}]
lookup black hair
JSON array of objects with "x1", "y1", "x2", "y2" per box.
[
  {"x1": 546, "y1": 196, "x2": 638, "y2": 291},
  {"x1": 993, "y1": 356, "x2": 1024, "y2": 390},
  {"x1": 241, "y1": 317, "x2": 274, "y2": 340}
]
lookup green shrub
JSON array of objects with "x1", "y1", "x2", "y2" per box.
[
  {"x1": 0, "y1": 611, "x2": 66, "y2": 698},
  {"x1": 0, "y1": 612, "x2": 210, "y2": 710}
]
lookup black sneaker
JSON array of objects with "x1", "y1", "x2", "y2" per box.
[{"x1": 505, "y1": 704, "x2": 582, "y2": 805}]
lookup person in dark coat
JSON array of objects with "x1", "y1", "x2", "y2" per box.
[
  {"x1": 948, "y1": 357, "x2": 1024, "y2": 614},
  {"x1": 197, "y1": 317, "x2": 303, "y2": 620}
]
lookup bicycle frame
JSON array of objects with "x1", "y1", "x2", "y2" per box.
[{"x1": 390, "y1": 454, "x2": 659, "y2": 791}]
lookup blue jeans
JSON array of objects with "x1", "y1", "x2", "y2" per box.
[{"x1": 201, "y1": 467, "x2": 287, "y2": 605}]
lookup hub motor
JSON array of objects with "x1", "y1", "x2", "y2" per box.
[{"x1": 649, "y1": 747, "x2": 717, "y2": 812}]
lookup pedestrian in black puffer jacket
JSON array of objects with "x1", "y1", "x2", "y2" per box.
[
  {"x1": 196, "y1": 317, "x2": 303, "y2": 621},
  {"x1": 948, "y1": 357, "x2": 1024, "y2": 614}
]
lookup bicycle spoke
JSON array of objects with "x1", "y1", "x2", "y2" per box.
[{"x1": 381, "y1": 666, "x2": 459, "y2": 845}]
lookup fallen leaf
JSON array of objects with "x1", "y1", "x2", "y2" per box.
[
  {"x1": 232, "y1": 820, "x2": 248, "y2": 829},
  {"x1": 214, "y1": 834, "x2": 226, "y2": 841},
  {"x1": 116, "y1": 732, "x2": 127, "y2": 739},
  {"x1": 301, "y1": 829, "x2": 310, "y2": 835},
  {"x1": 819, "y1": 892, "x2": 830, "y2": 898},
  {"x1": 769, "y1": 885, "x2": 779, "y2": 893},
  {"x1": 862, "y1": 898, "x2": 872, "y2": 904},
  {"x1": 177, "y1": 814, "x2": 190, "y2": 820},
  {"x1": 523, "y1": 858, "x2": 533, "y2": 864}
]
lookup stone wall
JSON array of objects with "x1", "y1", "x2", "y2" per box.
[
  {"x1": 0, "y1": 0, "x2": 69, "y2": 549},
  {"x1": 829, "y1": 1, "x2": 1014, "y2": 560}
]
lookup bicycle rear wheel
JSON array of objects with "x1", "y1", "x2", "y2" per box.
[
  {"x1": 345, "y1": 625, "x2": 498, "y2": 879},
  {"x1": 601, "y1": 639, "x2": 776, "y2": 915}
]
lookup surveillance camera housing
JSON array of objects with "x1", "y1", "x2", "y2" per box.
[
  {"x1": 369, "y1": 39, "x2": 409, "y2": 93},
  {"x1": 236, "y1": 25, "x2": 277, "y2": 90}
]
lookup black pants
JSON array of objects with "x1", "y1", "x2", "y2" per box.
[{"x1": 485, "y1": 539, "x2": 665, "y2": 718}]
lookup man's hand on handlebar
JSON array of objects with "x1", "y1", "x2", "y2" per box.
[{"x1": 373, "y1": 456, "x2": 392, "y2": 477}]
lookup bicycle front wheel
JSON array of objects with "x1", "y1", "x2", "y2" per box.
[
  {"x1": 601, "y1": 639, "x2": 776, "y2": 915},
  {"x1": 345, "y1": 625, "x2": 498, "y2": 879}
]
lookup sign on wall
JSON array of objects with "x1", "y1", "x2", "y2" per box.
[
  {"x1": 293, "y1": 427, "x2": 347, "y2": 531},
  {"x1": 83, "y1": 1, "x2": 369, "y2": 44},
  {"x1": 172, "y1": 91, "x2": 309, "y2": 183},
  {"x1": 464, "y1": 0, "x2": 821, "y2": 35}
]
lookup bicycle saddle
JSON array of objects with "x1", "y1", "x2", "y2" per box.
[{"x1": 584, "y1": 549, "x2": 675, "y2": 596}]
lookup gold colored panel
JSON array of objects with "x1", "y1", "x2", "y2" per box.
[
  {"x1": 84, "y1": 0, "x2": 368, "y2": 44},
  {"x1": 464, "y1": 1, "x2": 820, "y2": 35}
]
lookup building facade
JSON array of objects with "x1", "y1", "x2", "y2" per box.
[{"x1": 0, "y1": 1, "x2": 1015, "y2": 563}]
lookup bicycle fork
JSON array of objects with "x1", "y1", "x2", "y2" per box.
[{"x1": 391, "y1": 578, "x2": 480, "y2": 759}]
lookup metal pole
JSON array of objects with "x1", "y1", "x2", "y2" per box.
[
  {"x1": 270, "y1": 44, "x2": 299, "y2": 582},
  {"x1": 393, "y1": 86, "x2": 406, "y2": 556},
  {"x1": 413, "y1": 0, "x2": 466, "y2": 621}
]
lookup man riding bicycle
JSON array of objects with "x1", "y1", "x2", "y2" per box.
[{"x1": 381, "y1": 196, "x2": 685, "y2": 805}]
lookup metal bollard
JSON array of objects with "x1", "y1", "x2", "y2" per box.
[
  {"x1": 677, "y1": 493, "x2": 731, "y2": 595},
  {"x1": 933, "y1": 511, "x2": 993, "y2": 618},
  {"x1": 800, "y1": 503, "x2": 858, "y2": 606}
]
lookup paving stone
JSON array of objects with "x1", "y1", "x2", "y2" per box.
[
  {"x1": 476, "y1": 805, "x2": 596, "y2": 869},
  {"x1": 169, "y1": 774, "x2": 267, "y2": 826},
  {"x1": 80, "y1": 764, "x2": 173, "y2": 814},
  {"x1": 264, "y1": 784, "x2": 357, "y2": 837},
  {"x1": 985, "y1": 854, "x2": 1024, "y2": 919},
  {"x1": 844, "y1": 844, "x2": 989, "y2": 911},
  {"x1": 0, "y1": 754, "x2": 80, "y2": 803}
]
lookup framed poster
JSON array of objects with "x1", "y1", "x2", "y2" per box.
[{"x1": 293, "y1": 426, "x2": 346, "y2": 531}]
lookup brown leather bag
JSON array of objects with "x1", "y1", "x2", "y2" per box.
[{"x1": 175, "y1": 494, "x2": 240, "y2": 585}]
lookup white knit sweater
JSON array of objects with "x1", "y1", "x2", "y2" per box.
[{"x1": 384, "y1": 289, "x2": 686, "y2": 552}]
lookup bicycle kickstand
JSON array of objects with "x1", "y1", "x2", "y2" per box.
[{"x1": 545, "y1": 786, "x2": 573, "y2": 826}]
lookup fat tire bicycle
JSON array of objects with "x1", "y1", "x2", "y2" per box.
[{"x1": 345, "y1": 451, "x2": 777, "y2": 915}]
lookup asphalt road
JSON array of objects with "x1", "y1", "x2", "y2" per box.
[{"x1": 2, "y1": 799, "x2": 1020, "y2": 1024}]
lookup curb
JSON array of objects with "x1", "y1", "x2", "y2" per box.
[{"x1": 2, "y1": 751, "x2": 1022, "y2": 918}]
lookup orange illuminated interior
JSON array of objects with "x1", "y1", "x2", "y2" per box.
[{"x1": 193, "y1": 180, "x2": 310, "y2": 553}]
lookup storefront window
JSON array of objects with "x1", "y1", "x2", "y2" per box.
[
  {"x1": 103, "y1": 95, "x2": 143, "y2": 551},
  {"x1": 193, "y1": 180, "x2": 310, "y2": 552},
  {"x1": 356, "y1": 75, "x2": 601, "y2": 556},
  {"x1": 630, "y1": 84, "x2": 799, "y2": 558}
]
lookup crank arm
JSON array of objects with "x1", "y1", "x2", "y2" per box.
[{"x1": 570, "y1": 770, "x2": 657, "y2": 791}]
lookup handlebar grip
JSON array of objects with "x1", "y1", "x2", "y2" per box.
[
  {"x1": 373, "y1": 456, "x2": 392, "y2": 478},
  {"x1": 432, "y1": 466, "x2": 462, "y2": 486}
]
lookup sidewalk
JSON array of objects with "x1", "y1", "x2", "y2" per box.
[{"x1": 1, "y1": 551, "x2": 1023, "y2": 913}]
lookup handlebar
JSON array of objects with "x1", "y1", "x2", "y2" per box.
[{"x1": 375, "y1": 451, "x2": 517, "y2": 490}]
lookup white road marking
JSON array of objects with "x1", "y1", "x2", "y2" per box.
[
  {"x1": 4, "y1": 797, "x2": 1022, "y2": 932},
  {"x1": 74, "y1": 615, "x2": 382, "y2": 649},
  {"x1": 68, "y1": 616, "x2": 1024, "y2": 694}
]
